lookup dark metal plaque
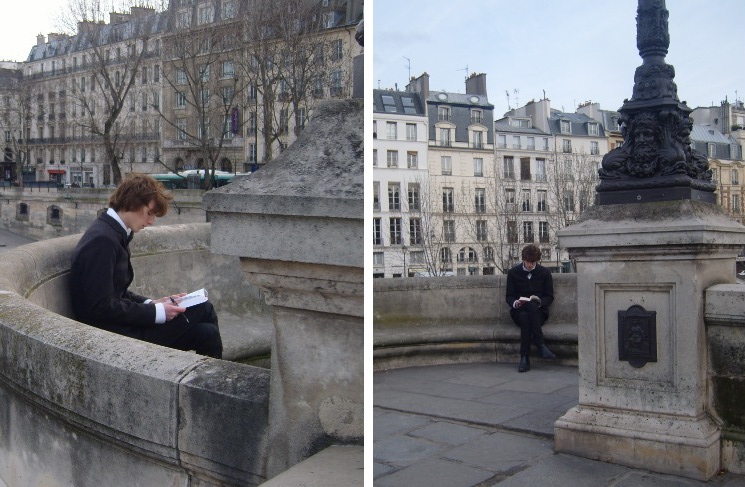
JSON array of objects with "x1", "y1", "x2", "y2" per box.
[{"x1": 618, "y1": 304, "x2": 657, "y2": 368}]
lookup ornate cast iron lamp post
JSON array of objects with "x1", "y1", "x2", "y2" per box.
[{"x1": 596, "y1": 0, "x2": 715, "y2": 204}]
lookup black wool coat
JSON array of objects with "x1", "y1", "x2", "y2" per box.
[
  {"x1": 505, "y1": 263, "x2": 554, "y2": 321},
  {"x1": 70, "y1": 212, "x2": 156, "y2": 336}
]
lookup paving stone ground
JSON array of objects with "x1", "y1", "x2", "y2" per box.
[{"x1": 374, "y1": 362, "x2": 745, "y2": 487}]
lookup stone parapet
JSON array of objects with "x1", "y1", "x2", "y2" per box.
[
  {"x1": 373, "y1": 274, "x2": 579, "y2": 370},
  {"x1": 0, "y1": 224, "x2": 272, "y2": 486},
  {"x1": 204, "y1": 99, "x2": 364, "y2": 480}
]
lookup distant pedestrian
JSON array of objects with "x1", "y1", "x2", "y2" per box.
[{"x1": 505, "y1": 244, "x2": 556, "y2": 372}]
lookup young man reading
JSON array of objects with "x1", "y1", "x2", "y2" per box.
[
  {"x1": 71, "y1": 174, "x2": 222, "y2": 358},
  {"x1": 505, "y1": 244, "x2": 555, "y2": 372}
]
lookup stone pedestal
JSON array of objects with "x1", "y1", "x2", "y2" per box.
[
  {"x1": 555, "y1": 200, "x2": 745, "y2": 480},
  {"x1": 203, "y1": 100, "x2": 363, "y2": 480}
]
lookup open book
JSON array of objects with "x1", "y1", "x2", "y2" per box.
[
  {"x1": 518, "y1": 295, "x2": 541, "y2": 305},
  {"x1": 177, "y1": 288, "x2": 208, "y2": 308}
]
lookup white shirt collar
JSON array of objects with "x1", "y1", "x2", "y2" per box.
[{"x1": 107, "y1": 207, "x2": 132, "y2": 236}]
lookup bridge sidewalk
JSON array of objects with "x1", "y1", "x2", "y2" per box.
[{"x1": 374, "y1": 362, "x2": 745, "y2": 487}]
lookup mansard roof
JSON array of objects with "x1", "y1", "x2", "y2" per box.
[
  {"x1": 373, "y1": 89, "x2": 426, "y2": 116},
  {"x1": 27, "y1": 11, "x2": 168, "y2": 62},
  {"x1": 548, "y1": 110, "x2": 605, "y2": 137}
]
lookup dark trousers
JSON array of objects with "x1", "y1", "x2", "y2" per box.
[
  {"x1": 140, "y1": 301, "x2": 223, "y2": 359},
  {"x1": 510, "y1": 301, "x2": 547, "y2": 357}
]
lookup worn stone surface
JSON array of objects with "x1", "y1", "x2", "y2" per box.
[
  {"x1": 204, "y1": 99, "x2": 364, "y2": 482},
  {"x1": 0, "y1": 224, "x2": 274, "y2": 486},
  {"x1": 204, "y1": 100, "x2": 363, "y2": 269},
  {"x1": 555, "y1": 199, "x2": 745, "y2": 480}
]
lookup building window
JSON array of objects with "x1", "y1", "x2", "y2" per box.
[
  {"x1": 498, "y1": 134, "x2": 506, "y2": 149},
  {"x1": 177, "y1": 118, "x2": 187, "y2": 140},
  {"x1": 732, "y1": 169, "x2": 739, "y2": 185},
  {"x1": 458, "y1": 247, "x2": 478, "y2": 263},
  {"x1": 507, "y1": 221, "x2": 517, "y2": 243},
  {"x1": 441, "y1": 156, "x2": 452, "y2": 175},
  {"x1": 386, "y1": 121, "x2": 397, "y2": 140},
  {"x1": 708, "y1": 143, "x2": 716, "y2": 157},
  {"x1": 475, "y1": 188, "x2": 486, "y2": 213},
  {"x1": 542, "y1": 137, "x2": 550, "y2": 151},
  {"x1": 520, "y1": 158, "x2": 531, "y2": 180},
  {"x1": 537, "y1": 190, "x2": 548, "y2": 212},
  {"x1": 177, "y1": 69, "x2": 187, "y2": 85},
  {"x1": 564, "y1": 191, "x2": 575, "y2": 212},
  {"x1": 390, "y1": 218, "x2": 402, "y2": 245},
  {"x1": 505, "y1": 188, "x2": 516, "y2": 211},
  {"x1": 521, "y1": 189, "x2": 531, "y2": 212},
  {"x1": 588, "y1": 123, "x2": 599, "y2": 136},
  {"x1": 476, "y1": 221, "x2": 487, "y2": 242},
  {"x1": 440, "y1": 247, "x2": 452, "y2": 263},
  {"x1": 331, "y1": 39, "x2": 343, "y2": 61},
  {"x1": 373, "y1": 149, "x2": 377, "y2": 166},
  {"x1": 410, "y1": 251, "x2": 424, "y2": 264},
  {"x1": 527, "y1": 137, "x2": 535, "y2": 150},
  {"x1": 733, "y1": 194, "x2": 741, "y2": 214},
  {"x1": 410, "y1": 218, "x2": 422, "y2": 245},
  {"x1": 539, "y1": 221, "x2": 550, "y2": 243},
  {"x1": 388, "y1": 183, "x2": 401, "y2": 210},
  {"x1": 503, "y1": 156, "x2": 515, "y2": 179},
  {"x1": 373, "y1": 182, "x2": 380, "y2": 210},
  {"x1": 560, "y1": 120, "x2": 571, "y2": 133},
  {"x1": 535, "y1": 158, "x2": 546, "y2": 181},
  {"x1": 222, "y1": 61, "x2": 234, "y2": 78},
  {"x1": 473, "y1": 131, "x2": 484, "y2": 149},
  {"x1": 523, "y1": 222, "x2": 534, "y2": 243},
  {"x1": 443, "y1": 188, "x2": 454, "y2": 213},
  {"x1": 408, "y1": 183, "x2": 421, "y2": 211},
  {"x1": 373, "y1": 252, "x2": 384, "y2": 266},
  {"x1": 406, "y1": 123, "x2": 417, "y2": 141},
  {"x1": 438, "y1": 106, "x2": 450, "y2": 121},
  {"x1": 484, "y1": 246, "x2": 494, "y2": 262},
  {"x1": 407, "y1": 151, "x2": 418, "y2": 168},
  {"x1": 176, "y1": 91, "x2": 186, "y2": 108},
  {"x1": 473, "y1": 157, "x2": 483, "y2": 177},
  {"x1": 439, "y1": 128, "x2": 451, "y2": 147},
  {"x1": 562, "y1": 139, "x2": 572, "y2": 153},
  {"x1": 471, "y1": 109, "x2": 483, "y2": 124},
  {"x1": 512, "y1": 135, "x2": 521, "y2": 149},
  {"x1": 373, "y1": 218, "x2": 382, "y2": 245},
  {"x1": 443, "y1": 220, "x2": 455, "y2": 242},
  {"x1": 590, "y1": 141, "x2": 599, "y2": 155},
  {"x1": 386, "y1": 150, "x2": 398, "y2": 168}
]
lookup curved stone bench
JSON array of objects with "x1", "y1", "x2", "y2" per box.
[
  {"x1": 373, "y1": 274, "x2": 578, "y2": 370},
  {"x1": 0, "y1": 223, "x2": 273, "y2": 486}
]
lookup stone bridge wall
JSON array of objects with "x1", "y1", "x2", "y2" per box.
[
  {"x1": 373, "y1": 274, "x2": 579, "y2": 370},
  {"x1": 0, "y1": 186, "x2": 207, "y2": 241},
  {"x1": 0, "y1": 223, "x2": 272, "y2": 486},
  {"x1": 374, "y1": 275, "x2": 745, "y2": 474}
]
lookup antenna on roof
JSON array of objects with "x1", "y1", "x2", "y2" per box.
[
  {"x1": 403, "y1": 56, "x2": 411, "y2": 80},
  {"x1": 505, "y1": 90, "x2": 511, "y2": 110},
  {"x1": 458, "y1": 65, "x2": 469, "y2": 81}
]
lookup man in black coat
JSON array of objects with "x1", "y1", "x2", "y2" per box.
[
  {"x1": 71, "y1": 174, "x2": 222, "y2": 358},
  {"x1": 505, "y1": 244, "x2": 555, "y2": 372}
]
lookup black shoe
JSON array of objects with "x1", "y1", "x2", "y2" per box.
[
  {"x1": 518, "y1": 355, "x2": 530, "y2": 372},
  {"x1": 539, "y1": 345, "x2": 556, "y2": 359}
]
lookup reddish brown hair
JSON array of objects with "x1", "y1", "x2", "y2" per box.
[
  {"x1": 109, "y1": 173, "x2": 172, "y2": 216},
  {"x1": 521, "y1": 244, "x2": 542, "y2": 263}
]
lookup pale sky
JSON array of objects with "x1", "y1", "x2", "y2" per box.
[
  {"x1": 373, "y1": 0, "x2": 745, "y2": 116},
  {"x1": 0, "y1": 1, "x2": 66, "y2": 62}
]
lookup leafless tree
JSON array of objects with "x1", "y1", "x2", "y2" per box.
[
  {"x1": 157, "y1": 12, "x2": 245, "y2": 189},
  {"x1": 0, "y1": 74, "x2": 33, "y2": 187},
  {"x1": 239, "y1": 0, "x2": 353, "y2": 163},
  {"x1": 57, "y1": 0, "x2": 161, "y2": 184}
]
